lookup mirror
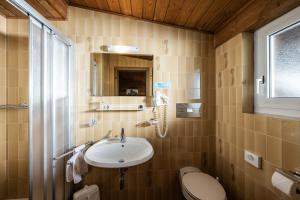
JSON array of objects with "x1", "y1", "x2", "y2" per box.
[{"x1": 91, "y1": 53, "x2": 153, "y2": 96}]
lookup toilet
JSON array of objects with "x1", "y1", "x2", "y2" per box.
[{"x1": 179, "y1": 167, "x2": 226, "y2": 200}]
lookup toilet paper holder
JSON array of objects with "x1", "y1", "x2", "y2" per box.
[
  {"x1": 276, "y1": 168, "x2": 300, "y2": 181},
  {"x1": 275, "y1": 168, "x2": 300, "y2": 194}
]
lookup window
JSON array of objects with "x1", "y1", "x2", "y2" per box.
[{"x1": 255, "y1": 6, "x2": 300, "y2": 118}]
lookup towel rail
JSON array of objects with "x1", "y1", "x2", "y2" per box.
[
  {"x1": 0, "y1": 103, "x2": 29, "y2": 109},
  {"x1": 53, "y1": 141, "x2": 93, "y2": 161}
]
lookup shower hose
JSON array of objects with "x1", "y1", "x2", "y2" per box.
[{"x1": 152, "y1": 104, "x2": 168, "y2": 138}]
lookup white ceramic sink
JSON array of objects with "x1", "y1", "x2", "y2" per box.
[{"x1": 84, "y1": 137, "x2": 154, "y2": 168}]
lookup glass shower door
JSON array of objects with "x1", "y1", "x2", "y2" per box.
[
  {"x1": 29, "y1": 16, "x2": 73, "y2": 200},
  {"x1": 29, "y1": 17, "x2": 44, "y2": 200},
  {"x1": 52, "y1": 34, "x2": 72, "y2": 200}
]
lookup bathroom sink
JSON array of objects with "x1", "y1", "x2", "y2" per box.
[{"x1": 84, "y1": 137, "x2": 154, "y2": 168}]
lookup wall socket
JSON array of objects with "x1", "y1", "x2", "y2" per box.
[{"x1": 244, "y1": 150, "x2": 262, "y2": 169}]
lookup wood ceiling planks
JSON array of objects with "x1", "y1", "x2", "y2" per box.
[
  {"x1": 175, "y1": 0, "x2": 199, "y2": 26},
  {"x1": 1, "y1": 0, "x2": 299, "y2": 47},
  {"x1": 131, "y1": 0, "x2": 143, "y2": 18},
  {"x1": 214, "y1": 0, "x2": 300, "y2": 46},
  {"x1": 142, "y1": 0, "x2": 157, "y2": 20},
  {"x1": 202, "y1": 0, "x2": 250, "y2": 31},
  {"x1": 0, "y1": 1, "x2": 26, "y2": 18},
  {"x1": 184, "y1": 0, "x2": 214, "y2": 28},
  {"x1": 153, "y1": 0, "x2": 169, "y2": 21},
  {"x1": 106, "y1": 0, "x2": 121, "y2": 13},
  {"x1": 25, "y1": 0, "x2": 68, "y2": 19},
  {"x1": 164, "y1": 0, "x2": 184, "y2": 24},
  {"x1": 119, "y1": 0, "x2": 131, "y2": 15}
]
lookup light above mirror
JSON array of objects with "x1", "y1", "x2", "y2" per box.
[{"x1": 100, "y1": 45, "x2": 139, "y2": 53}]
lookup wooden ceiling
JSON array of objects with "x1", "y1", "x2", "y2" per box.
[
  {"x1": 0, "y1": 0, "x2": 300, "y2": 46},
  {"x1": 0, "y1": 0, "x2": 67, "y2": 19},
  {"x1": 0, "y1": 1, "x2": 26, "y2": 18},
  {"x1": 26, "y1": 0, "x2": 68, "y2": 19},
  {"x1": 68, "y1": 0, "x2": 300, "y2": 45},
  {"x1": 69, "y1": 0, "x2": 250, "y2": 32}
]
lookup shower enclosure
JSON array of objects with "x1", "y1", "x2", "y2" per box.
[{"x1": 0, "y1": 0, "x2": 74, "y2": 199}]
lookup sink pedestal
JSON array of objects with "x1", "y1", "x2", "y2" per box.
[{"x1": 119, "y1": 168, "x2": 128, "y2": 190}]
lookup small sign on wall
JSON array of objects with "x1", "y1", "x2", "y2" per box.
[
  {"x1": 176, "y1": 103, "x2": 202, "y2": 118},
  {"x1": 154, "y1": 82, "x2": 172, "y2": 89}
]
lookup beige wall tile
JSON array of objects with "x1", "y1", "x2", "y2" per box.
[
  {"x1": 0, "y1": 15, "x2": 7, "y2": 200},
  {"x1": 283, "y1": 141, "x2": 300, "y2": 170},
  {"x1": 215, "y1": 33, "x2": 300, "y2": 200},
  {"x1": 254, "y1": 115, "x2": 267, "y2": 134},
  {"x1": 267, "y1": 117, "x2": 282, "y2": 138},
  {"x1": 282, "y1": 120, "x2": 300, "y2": 144},
  {"x1": 4, "y1": 18, "x2": 29, "y2": 198},
  {"x1": 51, "y1": 7, "x2": 215, "y2": 200},
  {"x1": 266, "y1": 136, "x2": 282, "y2": 167}
]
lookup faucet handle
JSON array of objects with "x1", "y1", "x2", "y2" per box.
[{"x1": 120, "y1": 128, "x2": 126, "y2": 143}]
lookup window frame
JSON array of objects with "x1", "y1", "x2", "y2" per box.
[{"x1": 254, "y1": 6, "x2": 300, "y2": 118}]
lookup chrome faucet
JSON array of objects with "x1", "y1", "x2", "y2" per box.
[{"x1": 120, "y1": 128, "x2": 126, "y2": 143}]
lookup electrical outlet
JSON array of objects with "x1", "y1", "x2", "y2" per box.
[{"x1": 244, "y1": 150, "x2": 262, "y2": 169}]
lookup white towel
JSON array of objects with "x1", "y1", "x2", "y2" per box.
[
  {"x1": 73, "y1": 185, "x2": 100, "y2": 200},
  {"x1": 66, "y1": 151, "x2": 88, "y2": 184}
]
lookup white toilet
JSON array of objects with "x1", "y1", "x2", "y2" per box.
[{"x1": 179, "y1": 167, "x2": 226, "y2": 200}]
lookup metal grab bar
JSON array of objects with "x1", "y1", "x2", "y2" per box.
[
  {"x1": 52, "y1": 130, "x2": 116, "y2": 161},
  {"x1": 53, "y1": 141, "x2": 93, "y2": 161},
  {"x1": 0, "y1": 103, "x2": 29, "y2": 109}
]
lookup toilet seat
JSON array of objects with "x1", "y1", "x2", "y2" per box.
[{"x1": 180, "y1": 168, "x2": 226, "y2": 200}]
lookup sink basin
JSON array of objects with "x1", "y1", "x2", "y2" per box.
[{"x1": 84, "y1": 137, "x2": 154, "y2": 168}]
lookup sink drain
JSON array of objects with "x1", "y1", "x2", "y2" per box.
[{"x1": 118, "y1": 159, "x2": 125, "y2": 163}]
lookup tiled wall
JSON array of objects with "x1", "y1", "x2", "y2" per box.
[
  {"x1": 53, "y1": 7, "x2": 215, "y2": 200},
  {"x1": 6, "y1": 18, "x2": 29, "y2": 198},
  {"x1": 0, "y1": 14, "x2": 7, "y2": 199},
  {"x1": 215, "y1": 33, "x2": 300, "y2": 200}
]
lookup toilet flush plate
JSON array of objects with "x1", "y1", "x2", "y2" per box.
[
  {"x1": 244, "y1": 150, "x2": 262, "y2": 169},
  {"x1": 176, "y1": 103, "x2": 202, "y2": 118}
]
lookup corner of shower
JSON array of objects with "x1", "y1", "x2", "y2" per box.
[
  {"x1": 0, "y1": 11, "x2": 30, "y2": 200},
  {"x1": 1, "y1": 1, "x2": 75, "y2": 200}
]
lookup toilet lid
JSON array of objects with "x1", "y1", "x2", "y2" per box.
[{"x1": 182, "y1": 172, "x2": 226, "y2": 200}]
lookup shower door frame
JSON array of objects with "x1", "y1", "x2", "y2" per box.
[{"x1": 6, "y1": 0, "x2": 75, "y2": 199}]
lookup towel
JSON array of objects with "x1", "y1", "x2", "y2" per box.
[
  {"x1": 66, "y1": 150, "x2": 88, "y2": 184},
  {"x1": 73, "y1": 185, "x2": 100, "y2": 200}
]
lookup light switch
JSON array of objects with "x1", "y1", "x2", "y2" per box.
[{"x1": 244, "y1": 150, "x2": 262, "y2": 169}]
